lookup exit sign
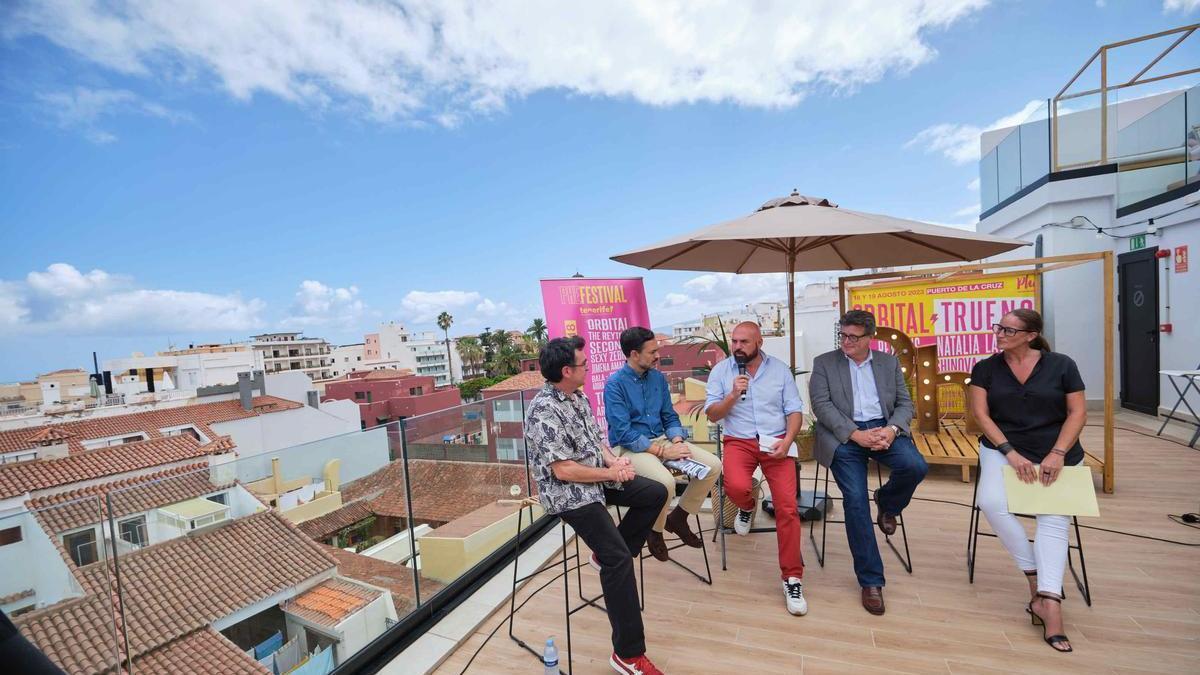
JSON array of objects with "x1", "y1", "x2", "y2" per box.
[{"x1": 1130, "y1": 234, "x2": 1147, "y2": 250}]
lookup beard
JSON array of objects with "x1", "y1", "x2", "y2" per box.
[{"x1": 732, "y1": 345, "x2": 759, "y2": 362}]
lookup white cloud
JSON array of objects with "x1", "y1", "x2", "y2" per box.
[
  {"x1": 283, "y1": 280, "x2": 365, "y2": 329},
  {"x1": 952, "y1": 203, "x2": 981, "y2": 218},
  {"x1": 398, "y1": 288, "x2": 526, "y2": 331},
  {"x1": 1164, "y1": 0, "x2": 1200, "y2": 12},
  {"x1": 0, "y1": 263, "x2": 265, "y2": 336},
  {"x1": 36, "y1": 86, "x2": 190, "y2": 143},
  {"x1": 906, "y1": 99, "x2": 1044, "y2": 164},
  {"x1": 967, "y1": 177, "x2": 980, "y2": 192},
  {"x1": 8, "y1": 0, "x2": 990, "y2": 125},
  {"x1": 400, "y1": 290, "x2": 482, "y2": 324},
  {"x1": 651, "y1": 272, "x2": 800, "y2": 327}
]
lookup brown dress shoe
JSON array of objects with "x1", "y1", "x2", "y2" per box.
[
  {"x1": 861, "y1": 586, "x2": 885, "y2": 615},
  {"x1": 663, "y1": 506, "x2": 703, "y2": 548},
  {"x1": 646, "y1": 530, "x2": 670, "y2": 561},
  {"x1": 874, "y1": 491, "x2": 897, "y2": 535}
]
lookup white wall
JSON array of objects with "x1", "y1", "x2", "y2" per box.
[
  {"x1": 264, "y1": 371, "x2": 318, "y2": 406},
  {"x1": 333, "y1": 592, "x2": 396, "y2": 665},
  {"x1": 979, "y1": 170, "x2": 1200, "y2": 417},
  {"x1": 1117, "y1": 196, "x2": 1200, "y2": 421},
  {"x1": 217, "y1": 422, "x2": 390, "y2": 486},
  {"x1": 0, "y1": 513, "x2": 83, "y2": 611}
]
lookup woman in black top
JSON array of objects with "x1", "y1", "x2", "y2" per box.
[{"x1": 969, "y1": 308, "x2": 1087, "y2": 654}]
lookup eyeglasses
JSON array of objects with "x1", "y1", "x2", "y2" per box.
[
  {"x1": 837, "y1": 332, "x2": 869, "y2": 343},
  {"x1": 568, "y1": 359, "x2": 589, "y2": 369},
  {"x1": 992, "y1": 323, "x2": 1033, "y2": 337}
]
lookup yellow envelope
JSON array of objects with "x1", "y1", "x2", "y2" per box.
[{"x1": 1001, "y1": 465, "x2": 1100, "y2": 517}]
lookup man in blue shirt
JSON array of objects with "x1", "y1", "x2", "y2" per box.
[
  {"x1": 705, "y1": 322, "x2": 807, "y2": 616},
  {"x1": 605, "y1": 327, "x2": 722, "y2": 561}
]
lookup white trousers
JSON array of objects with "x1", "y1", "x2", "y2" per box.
[{"x1": 977, "y1": 444, "x2": 1071, "y2": 597}]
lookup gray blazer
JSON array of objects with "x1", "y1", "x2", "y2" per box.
[{"x1": 808, "y1": 349, "x2": 914, "y2": 468}]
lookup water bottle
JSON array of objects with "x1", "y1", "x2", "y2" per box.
[{"x1": 542, "y1": 636, "x2": 559, "y2": 674}]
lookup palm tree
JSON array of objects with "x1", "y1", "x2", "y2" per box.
[
  {"x1": 492, "y1": 344, "x2": 522, "y2": 376},
  {"x1": 456, "y1": 336, "x2": 485, "y2": 379},
  {"x1": 526, "y1": 318, "x2": 548, "y2": 345},
  {"x1": 437, "y1": 311, "x2": 454, "y2": 384},
  {"x1": 519, "y1": 334, "x2": 539, "y2": 357}
]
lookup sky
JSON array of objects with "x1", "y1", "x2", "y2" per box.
[{"x1": 1, "y1": 0, "x2": 1197, "y2": 381}]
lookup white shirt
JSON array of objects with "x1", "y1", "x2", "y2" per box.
[{"x1": 846, "y1": 353, "x2": 884, "y2": 422}]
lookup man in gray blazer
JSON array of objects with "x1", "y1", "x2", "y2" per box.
[{"x1": 809, "y1": 310, "x2": 928, "y2": 616}]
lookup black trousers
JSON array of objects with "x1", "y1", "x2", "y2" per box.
[{"x1": 557, "y1": 476, "x2": 667, "y2": 659}]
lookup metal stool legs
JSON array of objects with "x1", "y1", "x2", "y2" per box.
[
  {"x1": 966, "y1": 459, "x2": 1093, "y2": 606},
  {"x1": 808, "y1": 459, "x2": 913, "y2": 572},
  {"x1": 508, "y1": 506, "x2": 606, "y2": 674}
]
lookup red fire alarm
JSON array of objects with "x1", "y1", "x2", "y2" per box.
[
  {"x1": 1160, "y1": 323, "x2": 1173, "y2": 333},
  {"x1": 1154, "y1": 249, "x2": 1170, "y2": 259}
]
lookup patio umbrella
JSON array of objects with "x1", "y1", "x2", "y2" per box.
[{"x1": 611, "y1": 191, "x2": 1030, "y2": 369}]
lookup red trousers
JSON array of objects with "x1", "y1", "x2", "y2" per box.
[{"x1": 722, "y1": 436, "x2": 804, "y2": 580}]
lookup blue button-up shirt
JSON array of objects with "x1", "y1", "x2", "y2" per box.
[
  {"x1": 847, "y1": 352, "x2": 884, "y2": 421},
  {"x1": 704, "y1": 351, "x2": 803, "y2": 439},
  {"x1": 604, "y1": 364, "x2": 685, "y2": 452}
]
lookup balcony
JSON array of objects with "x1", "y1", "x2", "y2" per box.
[{"x1": 981, "y1": 26, "x2": 1199, "y2": 217}]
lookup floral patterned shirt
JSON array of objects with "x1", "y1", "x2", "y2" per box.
[{"x1": 524, "y1": 383, "x2": 618, "y2": 514}]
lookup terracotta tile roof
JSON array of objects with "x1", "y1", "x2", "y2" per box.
[
  {"x1": 39, "y1": 369, "x2": 87, "y2": 377},
  {"x1": 17, "y1": 510, "x2": 336, "y2": 674},
  {"x1": 0, "y1": 434, "x2": 217, "y2": 500},
  {"x1": 25, "y1": 427, "x2": 76, "y2": 444},
  {"x1": 321, "y1": 546, "x2": 443, "y2": 616},
  {"x1": 199, "y1": 434, "x2": 237, "y2": 454},
  {"x1": 281, "y1": 578, "x2": 380, "y2": 627},
  {"x1": 343, "y1": 459, "x2": 533, "y2": 523},
  {"x1": 359, "y1": 369, "x2": 417, "y2": 381},
  {"x1": 0, "y1": 395, "x2": 302, "y2": 455},
  {"x1": 0, "y1": 588, "x2": 34, "y2": 605},
  {"x1": 26, "y1": 463, "x2": 229, "y2": 534},
  {"x1": 481, "y1": 371, "x2": 545, "y2": 393},
  {"x1": 298, "y1": 500, "x2": 375, "y2": 540},
  {"x1": 135, "y1": 627, "x2": 270, "y2": 675}
]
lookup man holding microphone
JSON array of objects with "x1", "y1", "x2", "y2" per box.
[{"x1": 705, "y1": 322, "x2": 807, "y2": 616}]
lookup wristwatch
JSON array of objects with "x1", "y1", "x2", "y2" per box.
[{"x1": 888, "y1": 424, "x2": 900, "y2": 436}]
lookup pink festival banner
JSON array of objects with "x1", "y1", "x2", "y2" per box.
[{"x1": 539, "y1": 277, "x2": 652, "y2": 435}]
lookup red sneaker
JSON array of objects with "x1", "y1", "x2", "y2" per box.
[{"x1": 610, "y1": 652, "x2": 664, "y2": 674}]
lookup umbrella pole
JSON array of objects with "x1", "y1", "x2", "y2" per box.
[{"x1": 787, "y1": 253, "x2": 796, "y2": 372}]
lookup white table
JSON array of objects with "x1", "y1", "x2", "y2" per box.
[{"x1": 1158, "y1": 369, "x2": 1200, "y2": 448}]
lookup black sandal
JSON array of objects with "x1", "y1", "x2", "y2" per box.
[{"x1": 1027, "y1": 594, "x2": 1072, "y2": 653}]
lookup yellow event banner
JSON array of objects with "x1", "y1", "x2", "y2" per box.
[{"x1": 848, "y1": 272, "x2": 1038, "y2": 373}]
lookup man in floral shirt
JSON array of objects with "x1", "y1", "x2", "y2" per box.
[{"x1": 525, "y1": 336, "x2": 667, "y2": 675}]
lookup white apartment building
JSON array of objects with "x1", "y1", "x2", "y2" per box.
[
  {"x1": 366, "y1": 322, "x2": 461, "y2": 386},
  {"x1": 976, "y1": 29, "x2": 1197, "y2": 420},
  {"x1": 329, "y1": 343, "x2": 368, "y2": 378},
  {"x1": 104, "y1": 343, "x2": 265, "y2": 395},
  {"x1": 252, "y1": 332, "x2": 334, "y2": 381}
]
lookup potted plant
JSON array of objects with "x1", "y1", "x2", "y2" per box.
[{"x1": 794, "y1": 419, "x2": 817, "y2": 462}]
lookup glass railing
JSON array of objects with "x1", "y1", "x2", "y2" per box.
[
  {"x1": 979, "y1": 100, "x2": 1051, "y2": 213},
  {"x1": 1114, "y1": 84, "x2": 1199, "y2": 209},
  {"x1": 5, "y1": 390, "x2": 552, "y2": 672}
]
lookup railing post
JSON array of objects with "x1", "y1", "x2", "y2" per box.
[{"x1": 399, "y1": 417, "x2": 421, "y2": 606}]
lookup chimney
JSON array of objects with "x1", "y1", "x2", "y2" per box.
[
  {"x1": 237, "y1": 371, "x2": 252, "y2": 411},
  {"x1": 306, "y1": 391, "x2": 319, "y2": 409},
  {"x1": 102, "y1": 371, "x2": 113, "y2": 395},
  {"x1": 145, "y1": 367, "x2": 155, "y2": 393}
]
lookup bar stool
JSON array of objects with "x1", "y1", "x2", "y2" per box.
[
  {"x1": 965, "y1": 457, "x2": 1093, "y2": 606},
  {"x1": 809, "y1": 458, "x2": 913, "y2": 573}
]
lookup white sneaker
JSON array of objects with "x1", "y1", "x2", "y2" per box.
[
  {"x1": 734, "y1": 508, "x2": 754, "y2": 536},
  {"x1": 783, "y1": 577, "x2": 808, "y2": 616},
  {"x1": 588, "y1": 552, "x2": 602, "y2": 572}
]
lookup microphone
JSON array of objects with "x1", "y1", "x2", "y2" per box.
[{"x1": 735, "y1": 355, "x2": 748, "y2": 402}]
